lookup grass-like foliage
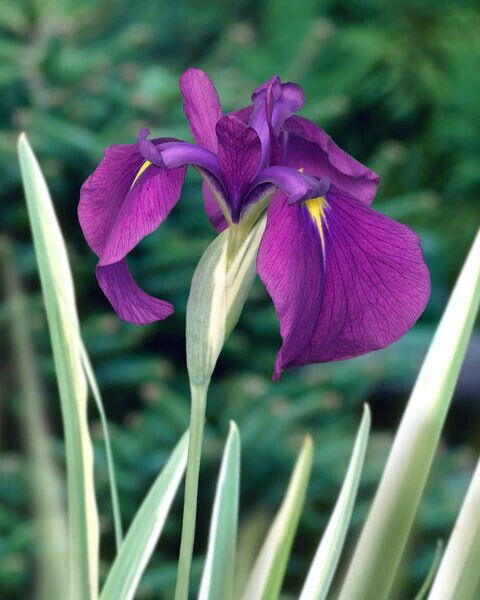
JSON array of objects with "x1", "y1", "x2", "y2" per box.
[{"x1": 14, "y1": 135, "x2": 480, "y2": 600}]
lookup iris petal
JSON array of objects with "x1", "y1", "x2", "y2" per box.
[
  {"x1": 79, "y1": 143, "x2": 143, "y2": 257},
  {"x1": 79, "y1": 139, "x2": 185, "y2": 323},
  {"x1": 97, "y1": 259, "x2": 173, "y2": 325},
  {"x1": 257, "y1": 187, "x2": 430, "y2": 380},
  {"x1": 251, "y1": 166, "x2": 330, "y2": 204},
  {"x1": 179, "y1": 67, "x2": 223, "y2": 152},
  {"x1": 96, "y1": 158, "x2": 186, "y2": 266},
  {"x1": 257, "y1": 191, "x2": 324, "y2": 380},
  {"x1": 249, "y1": 76, "x2": 305, "y2": 167},
  {"x1": 284, "y1": 116, "x2": 380, "y2": 205},
  {"x1": 215, "y1": 115, "x2": 262, "y2": 221},
  {"x1": 158, "y1": 141, "x2": 223, "y2": 182}
]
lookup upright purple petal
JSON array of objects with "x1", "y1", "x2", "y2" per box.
[
  {"x1": 215, "y1": 115, "x2": 262, "y2": 221},
  {"x1": 257, "y1": 187, "x2": 430, "y2": 380},
  {"x1": 251, "y1": 77, "x2": 305, "y2": 134},
  {"x1": 179, "y1": 67, "x2": 223, "y2": 152},
  {"x1": 97, "y1": 260, "x2": 173, "y2": 325},
  {"x1": 249, "y1": 76, "x2": 305, "y2": 166},
  {"x1": 231, "y1": 105, "x2": 253, "y2": 124},
  {"x1": 284, "y1": 116, "x2": 380, "y2": 205}
]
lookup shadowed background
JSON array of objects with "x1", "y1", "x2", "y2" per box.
[{"x1": 0, "y1": 0, "x2": 479, "y2": 598}]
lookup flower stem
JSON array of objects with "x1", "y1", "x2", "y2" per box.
[{"x1": 174, "y1": 380, "x2": 209, "y2": 600}]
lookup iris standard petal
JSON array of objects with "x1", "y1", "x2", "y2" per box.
[
  {"x1": 97, "y1": 259, "x2": 173, "y2": 325},
  {"x1": 179, "y1": 67, "x2": 223, "y2": 152},
  {"x1": 215, "y1": 115, "x2": 262, "y2": 221},
  {"x1": 258, "y1": 187, "x2": 430, "y2": 380},
  {"x1": 283, "y1": 115, "x2": 380, "y2": 205},
  {"x1": 249, "y1": 76, "x2": 305, "y2": 166}
]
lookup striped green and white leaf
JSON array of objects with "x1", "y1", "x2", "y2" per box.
[
  {"x1": 101, "y1": 433, "x2": 188, "y2": 600},
  {"x1": 428, "y1": 456, "x2": 480, "y2": 600},
  {"x1": 299, "y1": 405, "x2": 371, "y2": 600},
  {"x1": 18, "y1": 133, "x2": 99, "y2": 600},
  {"x1": 242, "y1": 435, "x2": 314, "y2": 600},
  {"x1": 80, "y1": 343, "x2": 123, "y2": 549},
  {"x1": 198, "y1": 422, "x2": 241, "y2": 600},
  {"x1": 339, "y1": 228, "x2": 480, "y2": 600}
]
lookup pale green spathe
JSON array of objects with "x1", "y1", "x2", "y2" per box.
[
  {"x1": 339, "y1": 228, "x2": 480, "y2": 600},
  {"x1": 176, "y1": 216, "x2": 266, "y2": 599},
  {"x1": 186, "y1": 215, "x2": 266, "y2": 385}
]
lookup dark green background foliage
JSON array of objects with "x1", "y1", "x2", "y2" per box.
[{"x1": 0, "y1": 0, "x2": 479, "y2": 598}]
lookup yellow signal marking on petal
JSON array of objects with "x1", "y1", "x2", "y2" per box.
[
  {"x1": 305, "y1": 196, "x2": 329, "y2": 252},
  {"x1": 130, "y1": 160, "x2": 151, "y2": 190}
]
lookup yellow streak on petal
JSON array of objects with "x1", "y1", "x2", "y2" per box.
[
  {"x1": 130, "y1": 160, "x2": 151, "y2": 190},
  {"x1": 304, "y1": 196, "x2": 329, "y2": 253}
]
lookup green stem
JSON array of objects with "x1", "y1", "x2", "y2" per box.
[{"x1": 174, "y1": 380, "x2": 209, "y2": 600}]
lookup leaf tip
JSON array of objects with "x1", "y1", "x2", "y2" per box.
[
  {"x1": 17, "y1": 132, "x2": 29, "y2": 150},
  {"x1": 303, "y1": 434, "x2": 314, "y2": 456},
  {"x1": 362, "y1": 403, "x2": 372, "y2": 427}
]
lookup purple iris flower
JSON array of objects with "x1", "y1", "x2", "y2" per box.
[{"x1": 79, "y1": 68, "x2": 430, "y2": 380}]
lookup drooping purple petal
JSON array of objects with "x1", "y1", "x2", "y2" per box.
[
  {"x1": 257, "y1": 191, "x2": 324, "y2": 379},
  {"x1": 257, "y1": 187, "x2": 430, "y2": 380},
  {"x1": 283, "y1": 116, "x2": 380, "y2": 205},
  {"x1": 79, "y1": 139, "x2": 185, "y2": 324},
  {"x1": 98, "y1": 163, "x2": 186, "y2": 266},
  {"x1": 215, "y1": 115, "x2": 262, "y2": 221},
  {"x1": 97, "y1": 260, "x2": 173, "y2": 324},
  {"x1": 79, "y1": 143, "x2": 142, "y2": 257},
  {"x1": 79, "y1": 140, "x2": 186, "y2": 267},
  {"x1": 179, "y1": 67, "x2": 223, "y2": 152}
]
